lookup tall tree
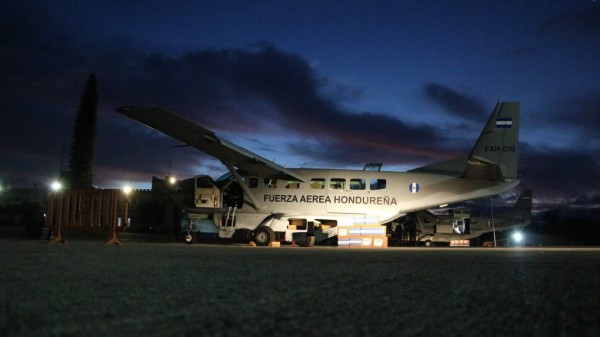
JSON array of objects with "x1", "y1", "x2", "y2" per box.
[{"x1": 67, "y1": 73, "x2": 98, "y2": 189}]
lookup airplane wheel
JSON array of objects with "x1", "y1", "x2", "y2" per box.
[
  {"x1": 299, "y1": 236, "x2": 316, "y2": 247},
  {"x1": 185, "y1": 233, "x2": 194, "y2": 244},
  {"x1": 254, "y1": 226, "x2": 274, "y2": 246}
]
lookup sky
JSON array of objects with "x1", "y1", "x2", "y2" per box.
[{"x1": 1, "y1": 0, "x2": 599, "y2": 214}]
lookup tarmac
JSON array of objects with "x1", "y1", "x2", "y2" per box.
[{"x1": 1, "y1": 236, "x2": 599, "y2": 337}]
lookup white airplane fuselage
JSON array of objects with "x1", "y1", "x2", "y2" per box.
[{"x1": 230, "y1": 168, "x2": 519, "y2": 228}]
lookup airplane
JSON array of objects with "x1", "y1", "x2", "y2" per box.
[
  {"x1": 396, "y1": 189, "x2": 532, "y2": 246},
  {"x1": 116, "y1": 101, "x2": 520, "y2": 246}
]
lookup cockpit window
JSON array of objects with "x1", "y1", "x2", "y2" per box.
[
  {"x1": 263, "y1": 178, "x2": 277, "y2": 188},
  {"x1": 248, "y1": 178, "x2": 259, "y2": 188}
]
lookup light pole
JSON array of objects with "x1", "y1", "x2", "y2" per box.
[
  {"x1": 122, "y1": 185, "x2": 132, "y2": 230},
  {"x1": 48, "y1": 180, "x2": 65, "y2": 244},
  {"x1": 490, "y1": 197, "x2": 497, "y2": 248}
]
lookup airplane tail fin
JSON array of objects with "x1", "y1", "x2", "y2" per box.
[
  {"x1": 513, "y1": 189, "x2": 532, "y2": 213},
  {"x1": 496, "y1": 189, "x2": 532, "y2": 225},
  {"x1": 463, "y1": 101, "x2": 520, "y2": 181}
]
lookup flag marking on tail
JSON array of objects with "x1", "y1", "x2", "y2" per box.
[{"x1": 495, "y1": 117, "x2": 513, "y2": 128}]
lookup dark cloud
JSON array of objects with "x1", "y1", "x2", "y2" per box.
[
  {"x1": 532, "y1": 93, "x2": 600, "y2": 141},
  {"x1": 1, "y1": 2, "x2": 460, "y2": 187},
  {"x1": 105, "y1": 45, "x2": 451, "y2": 161},
  {"x1": 553, "y1": 93, "x2": 600, "y2": 140},
  {"x1": 422, "y1": 83, "x2": 486, "y2": 121},
  {"x1": 573, "y1": 194, "x2": 600, "y2": 208},
  {"x1": 538, "y1": 5, "x2": 600, "y2": 38},
  {"x1": 107, "y1": 46, "x2": 468, "y2": 168},
  {"x1": 2, "y1": 0, "x2": 598, "y2": 218},
  {"x1": 519, "y1": 144, "x2": 600, "y2": 201}
]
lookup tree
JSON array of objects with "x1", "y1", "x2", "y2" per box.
[{"x1": 67, "y1": 73, "x2": 98, "y2": 189}]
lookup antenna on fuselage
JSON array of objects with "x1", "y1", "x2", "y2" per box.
[{"x1": 363, "y1": 163, "x2": 383, "y2": 171}]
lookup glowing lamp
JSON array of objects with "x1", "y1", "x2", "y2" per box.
[{"x1": 51, "y1": 181, "x2": 62, "y2": 192}]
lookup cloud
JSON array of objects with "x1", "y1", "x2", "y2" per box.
[
  {"x1": 538, "y1": 5, "x2": 600, "y2": 38},
  {"x1": 3, "y1": 0, "x2": 597, "y2": 217},
  {"x1": 422, "y1": 83, "x2": 486, "y2": 121},
  {"x1": 555, "y1": 93, "x2": 600, "y2": 140},
  {"x1": 573, "y1": 194, "x2": 600, "y2": 208},
  {"x1": 110, "y1": 46, "x2": 462, "y2": 167},
  {"x1": 532, "y1": 92, "x2": 600, "y2": 142},
  {"x1": 519, "y1": 144, "x2": 600, "y2": 201},
  {"x1": 1, "y1": 3, "x2": 466, "y2": 187}
]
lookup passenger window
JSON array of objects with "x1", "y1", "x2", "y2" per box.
[
  {"x1": 263, "y1": 178, "x2": 277, "y2": 189},
  {"x1": 330, "y1": 178, "x2": 346, "y2": 190},
  {"x1": 310, "y1": 178, "x2": 326, "y2": 189},
  {"x1": 349, "y1": 178, "x2": 366, "y2": 190},
  {"x1": 285, "y1": 181, "x2": 300, "y2": 189},
  {"x1": 370, "y1": 178, "x2": 386, "y2": 190}
]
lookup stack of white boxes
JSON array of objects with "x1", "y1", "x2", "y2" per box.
[{"x1": 337, "y1": 217, "x2": 388, "y2": 248}]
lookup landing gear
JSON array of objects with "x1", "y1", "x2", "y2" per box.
[
  {"x1": 299, "y1": 236, "x2": 316, "y2": 247},
  {"x1": 185, "y1": 218, "x2": 194, "y2": 244},
  {"x1": 253, "y1": 226, "x2": 275, "y2": 246},
  {"x1": 185, "y1": 232, "x2": 194, "y2": 244}
]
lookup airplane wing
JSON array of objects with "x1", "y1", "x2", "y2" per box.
[{"x1": 116, "y1": 106, "x2": 305, "y2": 181}]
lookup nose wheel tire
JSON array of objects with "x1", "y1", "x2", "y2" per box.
[
  {"x1": 254, "y1": 226, "x2": 275, "y2": 246},
  {"x1": 299, "y1": 236, "x2": 316, "y2": 247},
  {"x1": 185, "y1": 233, "x2": 194, "y2": 244}
]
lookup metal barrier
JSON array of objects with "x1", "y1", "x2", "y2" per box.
[
  {"x1": 482, "y1": 239, "x2": 507, "y2": 247},
  {"x1": 45, "y1": 189, "x2": 129, "y2": 245}
]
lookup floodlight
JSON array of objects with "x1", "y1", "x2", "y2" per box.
[
  {"x1": 512, "y1": 231, "x2": 523, "y2": 243},
  {"x1": 51, "y1": 181, "x2": 62, "y2": 192}
]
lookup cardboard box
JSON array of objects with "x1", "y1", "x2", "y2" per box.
[
  {"x1": 339, "y1": 236, "x2": 388, "y2": 248},
  {"x1": 348, "y1": 226, "x2": 386, "y2": 236},
  {"x1": 361, "y1": 237, "x2": 373, "y2": 247},
  {"x1": 338, "y1": 227, "x2": 349, "y2": 238},
  {"x1": 372, "y1": 236, "x2": 388, "y2": 248},
  {"x1": 352, "y1": 216, "x2": 380, "y2": 226}
]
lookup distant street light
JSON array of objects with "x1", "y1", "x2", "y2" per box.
[
  {"x1": 512, "y1": 231, "x2": 524, "y2": 244},
  {"x1": 122, "y1": 185, "x2": 132, "y2": 230},
  {"x1": 51, "y1": 181, "x2": 62, "y2": 192},
  {"x1": 168, "y1": 176, "x2": 177, "y2": 185}
]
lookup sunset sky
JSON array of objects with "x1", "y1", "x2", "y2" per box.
[{"x1": 1, "y1": 0, "x2": 599, "y2": 213}]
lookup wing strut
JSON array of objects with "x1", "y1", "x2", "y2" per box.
[{"x1": 225, "y1": 164, "x2": 264, "y2": 212}]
